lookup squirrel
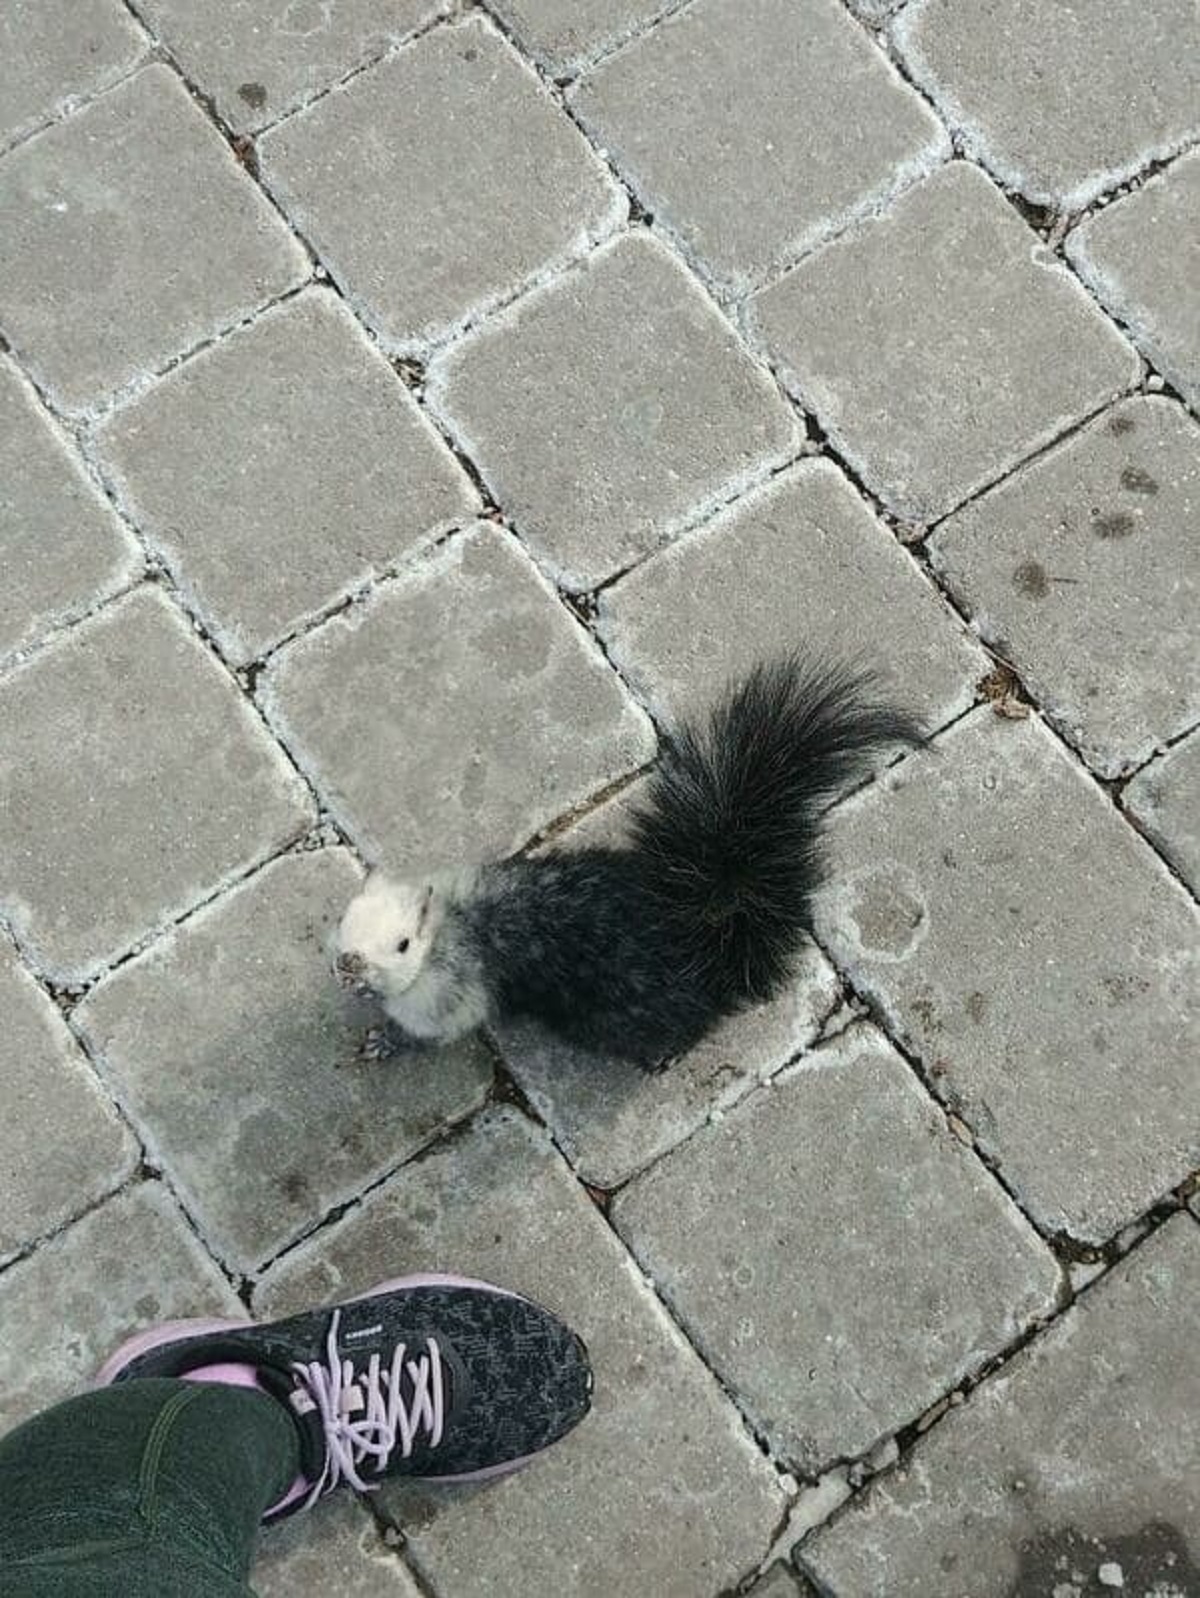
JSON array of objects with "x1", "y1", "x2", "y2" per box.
[{"x1": 331, "y1": 655, "x2": 922, "y2": 1070}]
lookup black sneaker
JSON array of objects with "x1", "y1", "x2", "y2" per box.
[{"x1": 94, "y1": 1272, "x2": 592, "y2": 1519}]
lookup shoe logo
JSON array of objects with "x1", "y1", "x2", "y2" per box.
[{"x1": 342, "y1": 1323, "x2": 384, "y2": 1343}]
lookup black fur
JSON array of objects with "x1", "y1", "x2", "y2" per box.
[{"x1": 466, "y1": 656, "x2": 922, "y2": 1069}]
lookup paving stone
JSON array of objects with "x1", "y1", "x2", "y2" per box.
[
  {"x1": 750, "y1": 162, "x2": 1138, "y2": 523},
  {"x1": 572, "y1": 0, "x2": 947, "y2": 289},
  {"x1": 1124, "y1": 731, "x2": 1200, "y2": 898},
  {"x1": 0, "y1": 66, "x2": 308, "y2": 414},
  {"x1": 745, "y1": 1566, "x2": 804, "y2": 1598},
  {"x1": 928, "y1": 397, "x2": 1200, "y2": 778},
  {"x1": 431, "y1": 233, "x2": 798, "y2": 587},
  {"x1": 0, "y1": 1182, "x2": 242, "y2": 1434},
  {"x1": 814, "y1": 709, "x2": 1200, "y2": 1242},
  {"x1": 263, "y1": 523, "x2": 654, "y2": 867},
  {"x1": 0, "y1": 940, "x2": 135, "y2": 1263},
  {"x1": 259, "y1": 19, "x2": 622, "y2": 351},
  {"x1": 599, "y1": 458, "x2": 984, "y2": 730},
  {"x1": 488, "y1": 0, "x2": 673, "y2": 76},
  {"x1": 130, "y1": 0, "x2": 443, "y2": 135},
  {"x1": 893, "y1": 0, "x2": 1200, "y2": 211},
  {"x1": 75, "y1": 849, "x2": 493, "y2": 1272},
  {"x1": 96, "y1": 290, "x2": 477, "y2": 664},
  {"x1": 612, "y1": 1027, "x2": 1061, "y2": 1474},
  {"x1": 255, "y1": 1107, "x2": 786, "y2": 1598},
  {"x1": 254, "y1": 1499, "x2": 423, "y2": 1597},
  {"x1": 1067, "y1": 148, "x2": 1200, "y2": 413},
  {"x1": 801, "y1": 1216, "x2": 1200, "y2": 1596},
  {"x1": 0, "y1": 0, "x2": 144, "y2": 148},
  {"x1": 497, "y1": 779, "x2": 840, "y2": 1188},
  {"x1": 0, "y1": 586, "x2": 312, "y2": 984},
  {"x1": 0, "y1": 356, "x2": 139, "y2": 664}
]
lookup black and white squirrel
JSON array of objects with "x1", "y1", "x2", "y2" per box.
[{"x1": 332, "y1": 656, "x2": 922, "y2": 1070}]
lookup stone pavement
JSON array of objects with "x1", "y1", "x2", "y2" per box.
[{"x1": 0, "y1": 2, "x2": 1197, "y2": 1595}]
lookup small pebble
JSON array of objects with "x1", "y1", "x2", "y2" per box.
[{"x1": 1098, "y1": 1564, "x2": 1124, "y2": 1589}]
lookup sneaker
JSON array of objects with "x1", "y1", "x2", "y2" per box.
[{"x1": 94, "y1": 1272, "x2": 592, "y2": 1520}]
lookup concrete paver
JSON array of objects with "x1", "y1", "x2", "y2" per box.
[
  {"x1": 259, "y1": 19, "x2": 622, "y2": 351},
  {"x1": 256, "y1": 1108, "x2": 787, "y2": 1598},
  {"x1": 75, "y1": 849, "x2": 494, "y2": 1272},
  {"x1": 263, "y1": 524, "x2": 653, "y2": 865},
  {"x1": 599, "y1": 458, "x2": 984, "y2": 730},
  {"x1": 1123, "y1": 730, "x2": 1200, "y2": 897},
  {"x1": 488, "y1": 0, "x2": 674, "y2": 76},
  {"x1": 572, "y1": 0, "x2": 947, "y2": 289},
  {"x1": 0, "y1": 0, "x2": 144, "y2": 148},
  {"x1": 255, "y1": 1500, "x2": 424, "y2": 1597},
  {"x1": 613, "y1": 1027, "x2": 1061, "y2": 1475},
  {"x1": 130, "y1": 0, "x2": 443, "y2": 134},
  {"x1": 814, "y1": 710, "x2": 1200, "y2": 1243},
  {"x1": 893, "y1": 0, "x2": 1200, "y2": 210},
  {"x1": 802, "y1": 1217, "x2": 1200, "y2": 1596},
  {"x1": 0, "y1": 940, "x2": 135, "y2": 1263},
  {"x1": 752, "y1": 162, "x2": 1138, "y2": 523},
  {"x1": 0, "y1": 65, "x2": 308, "y2": 413},
  {"x1": 431, "y1": 233, "x2": 798, "y2": 587},
  {"x1": 929, "y1": 396, "x2": 1200, "y2": 778},
  {"x1": 0, "y1": 1182, "x2": 242, "y2": 1435},
  {"x1": 0, "y1": 586, "x2": 313, "y2": 983},
  {"x1": 0, "y1": 356, "x2": 138, "y2": 664},
  {"x1": 96, "y1": 290, "x2": 476, "y2": 664},
  {"x1": 1067, "y1": 148, "x2": 1200, "y2": 413}
]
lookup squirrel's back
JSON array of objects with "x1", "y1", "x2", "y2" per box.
[{"x1": 469, "y1": 656, "x2": 922, "y2": 1066}]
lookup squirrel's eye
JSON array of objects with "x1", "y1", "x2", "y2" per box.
[{"x1": 396, "y1": 937, "x2": 410, "y2": 954}]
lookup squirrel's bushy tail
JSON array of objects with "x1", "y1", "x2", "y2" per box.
[{"x1": 629, "y1": 656, "x2": 923, "y2": 1004}]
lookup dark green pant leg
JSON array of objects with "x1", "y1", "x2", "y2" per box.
[{"x1": 0, "y1": 1379, "x2": 300, "y2": 1598}]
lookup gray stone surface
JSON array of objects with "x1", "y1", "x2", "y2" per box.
[
  {"x1": 0, "y1": 0, "x2": 144, "y2": 148},
  {"x1": 75, "y1": 849, "x2": 493, "y2": 1272},
  {"x1": 0, "y1": 1182, "x2": 242, "y2": 1434},
  {"x1": 1067, "y1": 148, "x2": 1200, "y2": 413},
  {"x1": 130, "y1": 0, "x2": 442, "y2": 134},
  {"x1": 0, "y1": 356, "x2": 139, "y2": 664},
  {"x1": 256, "y1": 1107, "x2": 786, "y2": 1598},
  {"x1": 613, "y1": 1027, "x2": 1061, "y2": 1475},
  {"x1": 893, "y1": 0, "x2": 1200, "y2": 211},
  {"x1": 929, "y1": 396, "x2": 1200, "y2": 778},
  {"x1": 814, "y1": 710, "x2": 1200, "y2": 1242},
  {"x1": 746, "y1": 1566, "x2": 804, "y2": 1598},
  {"x1": 600, "y1": 458, "x2": 984, "y2": 731},
  {"x1": 572, "y1": 0, "x2": 947, "y2": 289},
  {"x1": 751, "y1": 162, "x2": 1139, "y2": 523},
  {"x1": 259, "y1": 19, "x2": 621, "y2": 351},
  {"x1": 95, "y1": 290, "x2": 477, "y2": 664},
  {"x1": 802, "y1": 1216, "x2": 1200, "y2": 1596},
  {"x1": 497, "y1": 777, "x2": 841, "y2": 1187},
  {"x1": 0, "y1": 586, "x2": 312, "y2": 983},
  {"x1": 0, "y1": 65, "x2": 308, "y2": 414},
  {"x1": 0, "y1": 940, "x2": 135, "y2": 1262},
  {"x1": 1124, "y1": 731, "x2": 1200, "y2": 897},
  {"x1": 255, "y1": 1499, "x2": 423, "y2": 1597},
  {"x1": 263, "y1": 523, "x2": 653, "y2": 867},
  {"x1": 431, "y1": 233, "x2": 798, "y2": 587},
  {"x1": 488, "y1": 0, "x2": 674, "y2": 75}
]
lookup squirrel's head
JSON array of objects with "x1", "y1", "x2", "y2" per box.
[{"x1": 331, "y1": 872, "x2": 442, "y2": 1001}]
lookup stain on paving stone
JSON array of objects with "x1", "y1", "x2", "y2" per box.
[
  {"x1": 1014, "y1": 558, "x2": 1051, "y2": 598},
  {"x1": 1119, "y1": 463, "x2": 1160, "y2": 494},
  {"x1": 1109, "y1": 410, "x2": 1137, "y2": 435},
  {"x1": 1091, "y1": 508, "x2": 1137, "y2": 539},
  {"x1": 840, "y1": 868, "x2": 929, "y2": 962},
  {"x1": 1005, "y1": 1520, "x2": 1200, "y2": 1597},
  {"x1": 238, "y1": 80, "x2": 268, "y2": 108}
]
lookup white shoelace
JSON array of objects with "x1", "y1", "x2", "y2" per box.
[{"x1": 290, "y1": 1308, "x2": 446, "y2": 1506}]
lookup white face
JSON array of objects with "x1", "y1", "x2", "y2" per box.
[{"x1": 332, "y1": 873, "x2": 439, "y2": 1001}]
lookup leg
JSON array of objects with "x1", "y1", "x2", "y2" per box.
[{"x1": 0, "y1": 1379, "x2": 299, "y2": 1597}]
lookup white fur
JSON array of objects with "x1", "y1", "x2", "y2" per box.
[{"x1": 334, "y1": 869, "x2": 488, "y2": 1044}]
